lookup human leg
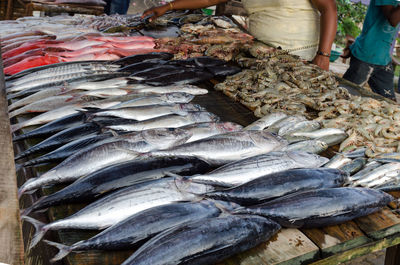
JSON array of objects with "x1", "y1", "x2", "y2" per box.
[
  {"x1": 343, "y1": 55, "x2": 374, "y2": 86},
  {"x1": 368, "y1": 63, "x2": 396, "y2": 100}
]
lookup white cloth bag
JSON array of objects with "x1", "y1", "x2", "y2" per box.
[{"x1": 242, "y1": 0, "x2": 320, "y2": 60}]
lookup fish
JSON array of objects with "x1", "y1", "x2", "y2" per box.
[
  {"x1": 363, "y1": 172, "x2": 400, "y2": 188},
  {"x1": 266, "y1": 115, "x2": 307, "y2": 134},
  {"x1": 45, "y1": 200, "x2": 239, "y2": 261},
  {"x1": 127, "y1": 84, "x2": 209, "y2": 95},
  {"x1": 205, "y1": 65, "x2": 241, "y2": 76},
  {"x1": 348, "y1": 161, "x2": 382, "y2": 182},
  {"x1": 18, "y1": 128, "x2": 191, "y2": 197},
  {"x1": 149, "y1": 131, "x2": 288, "y2": 166},
  {"x1": 193, "y1": 56, "x2": 227, "y2": 67},
  {"x1": 235, "y1": 187, "x2": 393, "y2": 228},
  {"x1": 62, "y1": 77, "x2": 129, "y2": 91},
  {"x1": 118, "y1": 60, "x2": 168, "y2": 73},
  {"x1": 282, "y1": 140, "x2": 328, "y2": 154},
  {"x1": 207, "y1": 168, "x2": 347, "y2": 205},
  {"x1": 44, "y1": 40, "x2": 106, "y2": 51},
  {"x1": 286, "y1": 128, "x2": 348, "y2": 145},
  {"x1": 145, "y1": 70, "x2": 214, "y2": 86},
  {"x1": 130, "y1": 65, "x2": 184, "y2": 80},
  {"x1": 243, "y1": 112, "x2": 287, "y2": 131},
  {"x1": 4, "y1": 55, "x2": 64, "y2": 75},
  {"x1": 108, "y1": 93, "x2": 195, "y2": 108},
  {"x1": 352, "y1": 163, "x2": 400, "y2": 187},
  {"x1": 21, "y1": 132, "x2": 116, "y2": 167},
  {"x1": 3, "y1": 48, "x2": 47, "y2": 68},
  {"x1": 8, "y1": 87, "x2": 65, "y2": 112},
  {"x1": 2, "y1": 39, "x2": 61, "y2": 60},
  {"x1": 107, "y1": 112, "x2": 219, "y2": 132},
  {"x1": 54, "y1": 0, "x2": 107, "y2": 5},
  {"x1": 190, "y1": 151, "x2": 329, "y2": 187},
  {"x1": 120, "y1": 215, "x2": 280, "y2": 265},
  {"x1": 181, "y1": 122, "x2": 243, "y2": 143},
  {"x1": 92, "y1": 103, "x2": 205, "y2": 121},
  {"x1": 339, "y1": 157, "x2": 367, "y2": 175},
  {"x1": 22, "y1": 157, "x2": 213, "y2": 214},
  {"x1": 22, "y1": 176, "x2": 216, "y2": 249},
  {"x1": 87, "y1": 36, "x2": 155, "y2": 43},
  {"x1": 323, "y1": 154, "x2": 353, "y2": 169},
  {"x1": 112, "y1": 52, "x2": 173, "y2": 66},
  {"x1": 10, "y1": 100, "x2": 120, "y2": 133},
  {"x1": 278, "y1": 120, "x2": 321, "y2": 137}
]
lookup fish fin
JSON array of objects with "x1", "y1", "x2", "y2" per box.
[
  {"x1": 109, "y1": 129, "x2": 119, "y2": 137},
  {"x1": 43, "y1": 240, "x2": 72, "y2": 262},
  {"x1": 163, "y1": 171, "x2": 184, "y2": 179},
  {"x1": 15, "y1": 163, "x2": 23, "y2": 172},
  {"x1": 21, "y1": 216, "x2": 48, "y2": 250},
  {"x1": 18, "y1": 177, "x2": 38, "y2": 199},
  {"x1": 209, "y1": 199, "x2": 233, "y2": 216},
  {"x1": 10, "y1": 123, "x2": 22, "y2": 133}
]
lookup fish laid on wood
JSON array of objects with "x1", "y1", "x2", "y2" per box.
[
  {"x1": 23, "y1": 157, "x2": 213, "y2": 214},
  {"x1": 22, "y1": 177, "x2": 216, "y2": 249},
  {"x1": 244, "y1": 112, "x2": 287, "y2": 131},
  {"x1": 18, "y1": 128, "x2": 191, "y2": 197},
  {"x1": 351, "y1": 162, "x2": 400, "y2": 187},
  {"x1": 182, "y1": 122, "x2": 243, "y2": 143},
  {"x1": 282, "y1": 139, "x2": 328, "y2": 154},
  {"x1": 149, "y1": 131, "x2": 289, "y2": 166},
  {"x1": 120, "y1": 215, "x2": 280, "y2": 265},
  {"x1": 45, "y1": 200, "x2": 239, "y2": 261},
  {"x1": 207, "y1": 168, "x2": 347, "y2": 205},
  {"x1": 235, "y1": 187, "x2": 393, "y2": 228},
  {"x1": 190, "y1": 151, "x2": 329, "y2": 187}
]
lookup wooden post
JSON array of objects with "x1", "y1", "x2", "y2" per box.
[
  {"x1": 0, "y1": 51, "x2": 25, "y2": 264},
  {"x1": 5, "y1": 0, "x2": 13, "y2": 20}
]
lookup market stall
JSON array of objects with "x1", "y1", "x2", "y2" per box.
[{"x1": 2, "y1": 10, "x2": 400, "y2": 265}]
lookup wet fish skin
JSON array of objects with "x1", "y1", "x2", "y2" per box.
[
  {"x1": 112, "y1": 52, "x2": 173, "y2": 66},
  {"x1": 324, "y1": 154, "x2": 353, "y2": 169},
  {"x1": 121, "y1": 215, "x2": 280, "y2": 265},
  {"x1": 24, "y1": 157, "x2": 213, "y2": 213},
  {"x1": 286, "y1": 128, "x2": 347, "y2": 143},
  {"x1": 243, "y1": 112, "x2": 287, "y2": 131},
  {"x1": 127, "y1": 84, "x2": 209, "y2": 95},
  {"x1": 207, "y1": 168, "x2": 347, "y2": 205},
  {"x1": 339, "y1": 157, "x2": 367, "y2": 175},
  {"x1": 144, "y1": 70, "x2": 214, "y2": 86},
  {"x1": 352, "y1": 163, "x2": 400, "y2": 187},
  {"x1": 191, "y1": 151, "x2": 329, "y2": 187},
  {"x1": 18, "y1": 128, "x2": 191, "y2": 197},
  {"x1": 282, "y1": 140, "x2": 328, "y2": 154},
  {"x1": 109, "y1": 93, "x2": 195, "y2": 109},
  {"x1": 149, "y1": 131, "x2": 288, "y2": 166},
  {"x1": 266, "y1": 115, "x2": 307, "y2": 134},
  {"x1": 8, "y1": 87, "x2": 63, "y2": 112},
  {"x1": 236, "y1": 187, "x2": 393, "y2": 228},
  {"x1": 46, "y1": 200, "x2": 239, "y2": 261},
  {"x1": 23, "y1": 177, "x2": 216, "y2": 249},
  {"x1": 279, "y1": 120, "x2": 321, "y2": 137},
  {"x1": 181, "y1": 122, "x2": 243, "y2": 143},
  {"x1": 348, "y1": 161, "x2": 382, "y2": 182}
]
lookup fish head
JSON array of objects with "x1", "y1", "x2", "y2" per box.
[
  {"x1": 249, "y1": 130, "x2": 288, "y2": 147},
  {"x1": 141, "y1": 128, "x2": 192, "y2": 148},
  {"x1": 188, "y1": 111, "x2": 220, "y2": 123},
  {"x1": 288, "y1": 151, "x2": 330, "y2": 167},
  {"x1": 216, "y1": 122, "x2": 243, "y2": 132},
  {"x1": 313, "y1": 140, "x2": 329, "y2": 152},
  {"x1": 179, "y1": 103, "x2": 205, "y2": 112},
  {"x1": 164, "y1": 92, "x2": 194, "y2": 103}
]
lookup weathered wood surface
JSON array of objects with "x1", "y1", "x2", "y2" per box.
[{"x1": 0, "y1": 51, "x2": 24, "y2": 265}]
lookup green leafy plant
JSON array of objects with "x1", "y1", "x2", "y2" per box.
[{"x1": 336, "y1": 0, "x2": 367, "y2": 45}]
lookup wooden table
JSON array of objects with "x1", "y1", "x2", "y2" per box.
[{"x1": 3, "y1": 78, "x2": 400, "y2": 265}]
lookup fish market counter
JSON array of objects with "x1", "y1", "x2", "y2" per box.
[{"x1": 3, "y1": 78, "x2": 400, "y2": 265}]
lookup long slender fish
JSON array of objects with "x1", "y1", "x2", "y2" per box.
[
  {"x1": 45, "y1": 200, "x2": 239, "y2": 261},
  {"x1": 207, "y1": 168, "x2": 347, "y2": 205},
  {"x1": 18, "y1": 128, "x2": 191, "y2": 197},
  {"x1": 190, "y1": 151, "x2": 329, "y2": 187},
  {"x1": 181, "y1": 122, "x2": 243, "y2": 143},
  {"x1": 235, "y1": 187, "x2": 393, "y2": 228},
  {"x1": 120, "y1": 215, "x2": 280, "y2": 265},
  {"x1": 22, "y1": 177, "x2": 216, "y2": 249},
  {"x1": 148, "y1": 131, "x2": 289, "y2": 166},
  {"x1": 23, "y1": 157, "x2": 213, "y2": 214},
  {"x1": 243, "y1": 112, "x2": 287, "y2": 131}
]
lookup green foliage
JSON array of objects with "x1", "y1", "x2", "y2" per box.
[{"x1": 336, "y1": 0, "x2": 367, "y2": 45}]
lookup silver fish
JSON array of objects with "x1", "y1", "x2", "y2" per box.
[
  {"x1": 279, "y1": 120, "x2": 321, "y2": 137},
  {"x1": 324, "y1": 154, "x2": 352, "y2": 169},
  {"x1": 107, "y1": 112, "x2": 219, "y2": 132},
  {"x1": 127, "y1": 84, "x2": 209, "y2": 95},
  {"x1": 190, "y1": 151, "x2": 329, "y2": 187},
  {"x1": 182, "y1": 122, "x2": 243, "y2": 143},
  {"x1": 109, "y1": 93, "x2": 195, "y2": 109},
  {"x1": 18, "y1": 128, "x2": 191, "y2": 197},
  {"x1": 8, "y1": 87, "x2": 63, "y2": 112},
  {"x1": 348, "y1": 161, "x2": 382, "y2": 182},
  {"x1": 243, "y1": 112, "x2": 287, "y2": 131},
  {"x1": 64, "y1": 77, "x2": 129, "y2": 91},
  {"x1": 282, "y1": 140, "x2": 328, "y2": 154},
  {"x1": 339, "y1": 157, "x2": 367, "y2": 176},
  {"x1": 266, "y1": 115, "x2": 307, "y2": 133},
  {"x1": 149, "y1": 131, "x2": 289, "y2": 166},
  {"x1": 352, "y1": 163, "x2": 400, "y2": 187},
  {"x1": 287, "y1": 128, "x2": 347, "y2": 144}
]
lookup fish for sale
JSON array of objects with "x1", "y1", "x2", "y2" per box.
[
  {"x1": 278, "y1": 120, "x2": 321, "y2": 137},
  {"x1": 128, "y1": 84, "x2": 209, "y2": 95},
  {"x1": 18, "y1": 128, "x2": 191, "y2": 197},
  {"x1": 8, "y1": 87, "x2": 64, "y2": 112},
  {"x1": 108, "y1": 93, "x2": 195, "y2": 108},
  {"x1": 107, "y1": 112, "x2": 219, "y2": 132},
  {"x1": 352, "y1": 163, "x2": 400, "y2": 187},
  {"x1": 282, "y1": 140, "x2": 328, "y2": 154},
  {"x1": 45, "y1": 200, "x2": 239, "y2": 261},
  {"x1": 149, "y1": 131, "x2": 288, "y2": 166},
  {"x1": 120, "y1": 215, "x2": 280, "y2": 265},
  {"x1": 364, "y1": 172, "x2": 400, "y2": 188},
  {"x1": 339, "y1": 157, "x2": 367, "y2": 175},
  {"x1": 190, "y1": 151, "x2": 329, "y2": 187},
  {"x1": 207, "y1": 168, "x2": 347, "y2": 205},
  {"x1": 235, "y1": 187, "x2": 393, "y2": 228},
  {"x1": 145, "y1": 70, "x2": 214, "y2": 86},
  {"x1": 130, "y1": 65, "x2": 184, "y2": 80},
  {"x1": 205, "y1": 65, "x2": 241, "y2": 76},
  {"x1": 181, "y1": 122, "x2": 243, "y2": 143},
  {"x1": 87, "y1": 36, "x2": 155, "y2": 43},
  {"x1": 63, "y1": 77, "x2": 129, "y2": 91},
  {"x1": 266, "y1": 115, "x2": 307, "y2": 134},
  {"x1": 44, "y1": 40, "x2": 105, "y2": 51},
  {"x1": 323, "y1": 154, "x2": 353, "y2": 169},
  {"x1": 22, "y1": 176, "x2": 216, "y2": 249},
  {"x1": 348, "y1": 161, "x2": 382, "y2": 182},
  {"x1": 3, "y1": 48, "x2": 47, "y2": 68},
  {"x1": 92, "y1": 103, "x2": 205, "y2": 121},
  {"x1": 286, "y1": 128, "x2": 348, "y2": 145},
  {"x1": 22, "y1": 157, "x2": 213, "y2": 214},
  {"x1": 118, "y1": 60, "x2": 168, "y2": 73},
  {"x1": 243, "y1": 112, "x2": 287, "y2": 131},
  {"x1": 4, "y1": 55, "x2": 64, "y2": 75},
  {"x1": 112, "y1": 52, "x2": 173, "y2": 66}
]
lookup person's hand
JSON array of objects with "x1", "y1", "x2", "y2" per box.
[
  {"x1": 312, "y1": 54, "x2": 330, "y2": 71},
  {"x1": 141, "y1": 5, "x2": 169, "y2": 22}
]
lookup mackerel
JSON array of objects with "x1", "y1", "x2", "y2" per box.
[
  {"x1": 282, "y1": 140, "x2": 328, "y2": 154},
  {"x1": 278, "y1": 120, "x2": 321, "y2": 137},
  {"x1": 181, "y1": 122, "x2": 243, "y2": 143},
  {"x1": 243, "y1": 112, "x2": 287, "y2": 131},
  {"x1": 190, "y1": 151, "x2": 329, "y2": 187},
  {"x1": 323, "y1": 154, "x2": 352, "y2": 169},
  {"x1": 339, "y1": 157, "x2": 367, "y2": 175},
  {"x1": 348, "y1": 161, "x2": 382, "y2": 182},
  {"x1": 18, "y1": 128, "x2": 191, "y2": 197},
  {"x1": 266, "y1": 115, "x2": 307, "y2": 133},
  {"x1": 352, "y1": 163, "x2": 400, "y2": 187}
]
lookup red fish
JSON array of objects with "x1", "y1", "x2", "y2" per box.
[
  {"x1": 61, "y1": 51, "x2": 120, "y2": 62},
  {"x1": 4, "y1": 55, "x2": 64, "y2": 75},
  {"x1": 2, "y1": 40, "x2": 61, "y2": 60},
  {"x1": 0, "y1": 31, "x2": 48, "y2": 42},
  {"x1": 86, "y1": 35, "x2": 154, "y2": 42},
  {"x1": 108, "y1": 41, "x2": 155, "y2": 50},
  {"x1": 1, "y1": 36, "x2": 56, "y2": 53},
  {"x1": 3, "y1": 48, "x2": 47, "y2": 68},
  {"x1": 44, "y1": 40, "x2": 105, "y2": 51},
  {"x1": 45, "y1": 45, "x2": 110, "y2": 58},
  {"x1": 107, "y1": 48, "x2": 168, "y2": 57}
]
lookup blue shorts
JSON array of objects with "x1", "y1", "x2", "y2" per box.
[{"x1": 343, "y1": 55, "x2": 395, "y2": 100}]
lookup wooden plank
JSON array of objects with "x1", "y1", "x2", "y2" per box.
[
  {"x1": 385, "y1": 244, "x2": 400, "y2": 265},
  {"x1": 0, "y1": 51, "x2": 25, "y2": 264},
  {"x1": 302, "y1": 221, "x2": 371, "y2": 258},
  {"x1": 354, "y1": 208, "x2": 400, "y2": 240},
  {"x1": 218, "y1": 229, "x2": 320, "y2": 265},
  {"x1": 311, "y1": 232, "x2": 400, "y2": 265}
]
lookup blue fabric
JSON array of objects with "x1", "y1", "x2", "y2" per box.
[
  {"x1": 350, "y1": 0, "x2": 399, "y2": 65},
  {"x1": 110, "y1": 0, "x2": 129, "y2": 14}
]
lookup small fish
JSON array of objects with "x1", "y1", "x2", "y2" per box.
[
  {"x1": 348, "y1": 161, "x2": 382, "y2": 182},
  {"x1": 323, "y1": 154, "x2": 353, "y2": 169},
  {"x1": 282, "y1": 140, "x2": 328, "y2": 154},
  {"x1": 266, "y1": 115, "x2": 307, "y2": 134},
  {"x1": 243, "y1": 112, "x2": 287, "y2": 131},
  {"x1": 352, "y1": 163, "x2": 400, "y2": 187},
  {"x1": 339, "y1": 157, "x2": 367, "y2": 175},
  {"x1": 278, "y1": 120, "x2": 321, "y2": 137}
]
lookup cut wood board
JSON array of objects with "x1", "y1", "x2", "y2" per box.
[
  {"x1": 218, "y1": 228, "x2": 320, "y2": 265},
  {"x1": 302, "y1": 221, "x2": 371, "y2": 257},
  {"x1": 355, "y1": 208, "x2": 400, "y2": 240}
]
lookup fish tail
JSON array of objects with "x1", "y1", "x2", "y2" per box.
[
  {"x1": 21, "y1": 216, "x2": 48, "y2": 250},
  {"x1": 10, "y1": 123, "x2": 23, "y2": 133},
  {"x1": 15, "y1": 163, "x2": 23, "y2": 172},
  {"x1": 43, "y1": 240, "x2": 72, "y2": 262},
  {"x1": 18, "y1": 177, "x2": 38, "y2": 199},
  {"x1": 20, "y1": 196, "x2": 47, "y2": 216}
]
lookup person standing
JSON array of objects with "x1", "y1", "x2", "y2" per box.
[
  {"x1": 343, "y1": 0, "x2": 400, "y2": 100},
  {"x1": 142, "y1": 0, "x2": 337, "y2": 71}
]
